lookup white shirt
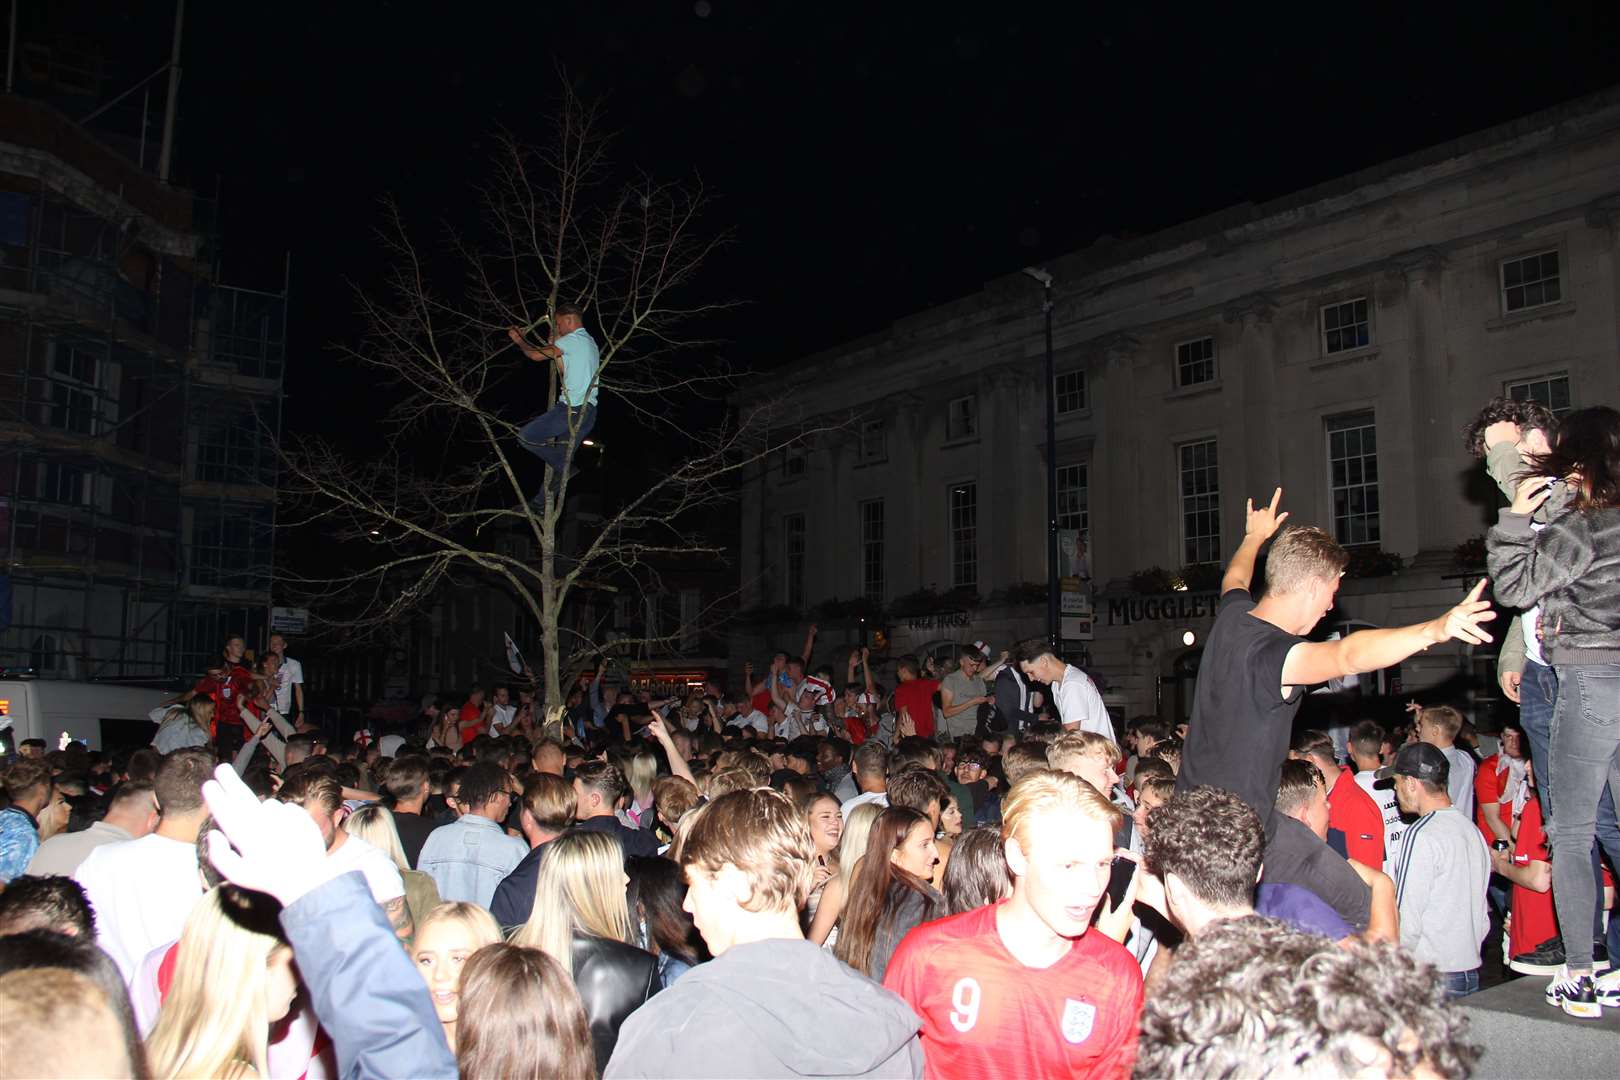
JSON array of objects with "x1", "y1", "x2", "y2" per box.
[
  {"x1": 727, "y1": 709, "x2": 769, "y2": 734},
  {"x1": 1354, "y1": 769, "x2": 1409, "y2": 876},
  {"x1": 26, "y1": 820, "x2": 133, "y2": 877},
  {"x1": 274, "y1": 656, "x2": 305, "y2": 713},
  {"x1": 328, "y1": 832, "x2": 405, "y2": 903},
  {"x1": 1439, "y1": 747, "x2": 1477, "y2": 822},
  {"x1": 74, "y1": 832, "x2": 204, "y2": 980},
  {"x1": 1053, "y1": 665, "x2": 1115, "y2": 741},
  {"x1": 840, "y1": 790, "x2": 889, "y2": 822}
]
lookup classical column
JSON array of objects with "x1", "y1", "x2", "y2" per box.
[{"x1": 1221, "y1": 294, "x2": 1279, "y2": 522}]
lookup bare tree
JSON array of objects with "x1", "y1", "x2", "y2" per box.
[{"x1": 278, "y1": 83, "x2": 826, "y2": 727}]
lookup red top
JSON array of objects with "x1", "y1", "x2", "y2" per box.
[
  {"x1": 192, "y1": 661, "x2": 256, "y2": 737},
  {"x1": 1329, "y1": 766, "x2": 1383, "y2": 870},
  {"x1": 1508, "y1": 794, "x2": 1556, "y2": 959},
  {"x1": 751, "y1": 687, "x2": 773, "y2": 715},
  {"x1": 458, "y1": 701, "x2": 485, "y2": 741},
  {"x1": 1473, "y1": 753, "x2": 1513, "y2": 845},
  {"x1": 885, "y1": 902, "x2": 1142, "y2": 1080},
  {"x1": 893, "y1": 678, "x2": 940, "y2": 739}
]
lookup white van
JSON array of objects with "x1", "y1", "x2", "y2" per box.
[{"x1": 0, "y1": 678, "x2": 174, "y2": 755}]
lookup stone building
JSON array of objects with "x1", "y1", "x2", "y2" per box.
[{"x1": 732, "y1": 89, "x2": 1620, "y2": 726}]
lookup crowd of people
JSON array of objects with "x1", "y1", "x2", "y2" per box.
[{"x1": 0, "y1": 395, "x2": 1616, "y2": 1078}]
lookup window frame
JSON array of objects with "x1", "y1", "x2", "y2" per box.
[
  {"x1": 1504, "y1": 372, "x2": 1572, "y2": 419},
  {"x1": 1325, "y1": 410, "x2": 1381, "y2": 547},
  {"x1": 1499, "y1": 249, "x2": 1562, "y2": 315},
  {"x1": 1174, "y1": 335, "x2": 1218, "y2": 388},
  {"x1": 945, "y1": 395, "x2": 978, "y2": 442},
  {"x1": 859, "y1": 498, "x2": 885, "y2": 604},
  {"x1": 782, "y1": 513, "x2": 807, "y2": 609},
  {"x1": 857, "y1": 419, "x2": 888, "y2": 464},
  {"x1": 1176, "y1": 438, "x2": 1221, "y2": 566},
  {"x1": 1054, "y1": 369, "x2": 1088, "y2": 415},
  {"x1": 1319, "y1": 296, "x2": 1372, "y2": 356},
  {"x1": 948, "y1": 482, "x2": 978, "y2": 589},
  {"x1": 1056, "y1": 461, "x2": 1089, "y2": 534}
]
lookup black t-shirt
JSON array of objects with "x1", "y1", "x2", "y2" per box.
[
  {"x1": 1176, "y1": 589, "x2": 1304, "y2": 825},
  {"x1": 391, "y1": 809, "x2": 439, "y2": 870},
  {"x1": 1260, "y1": 815, "x2": 1372, "y2": 931}
]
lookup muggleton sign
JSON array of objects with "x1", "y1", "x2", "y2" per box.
[{"x1": 1106, "y1": 591, "x2": 1221, "y2": 626}]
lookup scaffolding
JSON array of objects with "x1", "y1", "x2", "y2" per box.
[{"x1": 0, "y1": 95, "x2": 286, "y2": 681}]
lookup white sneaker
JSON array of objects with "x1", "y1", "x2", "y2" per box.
[
  {"x1": 1545, "y1": 966, "x2": 1602, "y2": 1019},
  {"x1": 1596, "y1": 967, "x2": 1620, "y2": 1009}
]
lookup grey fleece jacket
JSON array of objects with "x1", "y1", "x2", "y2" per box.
[
  {"x1": 1484, "y1": 441, "x2": 1574, "y2": 678},
  {"x1": 1487, "y1": 503, "x2": 1620, "y2": 665},
  {"x1": 604, "y1": 937, "x2": 924, "y2": 1079}
]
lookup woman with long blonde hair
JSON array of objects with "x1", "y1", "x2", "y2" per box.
[
  {"x1": 412, "y1": 901, "x2": 501, "y2": 1052},
  {"x1": 345, "y1": 804, "x2": 441, "y2": 945},
  {"x1": 807, "y1": 799, "x2": 882, "y2": 946},
  {"x1": 511, "y1": 829, "x2": 657, "y2": 1072},
  {"x1": 145, "y1": 887, "x2": 300, "y2": 1079}
]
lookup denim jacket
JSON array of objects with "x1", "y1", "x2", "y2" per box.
[
  {"x1": 416, "y1": 813, "x2": 527, "y2": 908},
  {"x1": 281, "y1": 871, "x2": 455, "y2": 1080}
]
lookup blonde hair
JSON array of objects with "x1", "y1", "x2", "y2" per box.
[
  {"x1": 677, "y1": 788, "x2": 814, "y2": 915},
  {"x1": 343, "y1": 805, "x2": 410, "y2": 872},
  {"x1": 1046, "y1": 732, "x2": 1122, "y2": 774},
  {"x1": 145, "y1": 887, "x2": 289, "y2": 1080},
  {"x1": 624, "y1": 750, "x2": 658, "y2": 803},
  {"x1": 705, "y1": 765, "x2": 757, "y2": 799},
  {"x1": 511, "y1": 831, "x2": 632, "y2": 974},
  {"x1": 837, "y1": 800, "x2": 884, "y2": 891},
  {"x1": 1001, "y1": 769, "x2": 1122, "y2": 854},
  {"x1": 416, "y1": 902, "x2": 501, "y2": 951},
  {"x1": 1263, "y1": 525, "x2": 1348, "y2": 595},
  {"x1": 1419, "y1": 705, "x2": 1465, "y2": 740}
]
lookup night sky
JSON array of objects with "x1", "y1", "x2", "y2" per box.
[{"x1": 153, "y1": 2, "x2": 1620, "y2": 444}]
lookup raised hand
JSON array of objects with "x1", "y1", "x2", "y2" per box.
[
  {"x1": 1511, "y1": 475, "x2": 1556, "y2": 516},
  {"x1": 201, "y1": 764, "x2": 341, "y2": 907},
  {"x1": 1429, "y1": 579, "x2": 1496, "y2": 646},
  {"x1": 1244, "y1": 487, "x2": 1290, "y2": 540}
]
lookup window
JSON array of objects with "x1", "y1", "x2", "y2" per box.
[
  {"x1": 679, "y1": 589, "x2": 701, "y2": 652},
  {"x1": 949, "y1": 483, "x2": 977, "y2": 588},
  {"x1": 783, "y1": 513, "x2": 806, "y2": 608},
  {"x1": 860, "y1": 499, "x2": 885, "y2": 603},
  {"x1": 1320, "y1": 298, "x2": 1370, "y2": 355},
  {"x1": 1055, "y1": 370, "x2": 1087, "y2": 414},
  {"x1": 195, "y1": 402, "x2": 276, "y2": 485},
  {"x1": 858, "y1": 419, "x2": 887, "y2": 464},
  {"x1": 190, "y1": 505, "x2": 273, "y2": 591},
  {"x1": 41, "y1": 463, "x2": 89, "y2": 505},
  {"x1": 47, "y1": 343, "x2": 101, "y2": 435},
  {"x1": 1507, "y1": 373, "x2": 1572, "y2": 419},
  {"x1": 946, "y1": 396, "x2": 978, "y2": 441},
  {"x1": 1327, "y1": 411, "x2": 1381, "y2": 546},
  {"x1": 1057, "y1": 463, "x2": 1089, "y2": 533},
  {"x1": 1500, "y1": 250, "x2": 1561, "y2": 313},
  {"x1": 1176, "y1": 337, "x2": 1216, "y2": 387},
  {"x1": 782, "y1": 447, "x2": 806, "y2": 480},
  {"x1": 1178, "y1": 440, "x2": 1221, "y2": 565}
]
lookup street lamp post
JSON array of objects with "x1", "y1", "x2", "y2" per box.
[{"x1": 1023, "y1": 266, "x2": 1058, "y2": 650}]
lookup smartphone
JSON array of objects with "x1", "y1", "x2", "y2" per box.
[{"x1": 1105, "y1": 855, "x2": 1137, "y2": 912}]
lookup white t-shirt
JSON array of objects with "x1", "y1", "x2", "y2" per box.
[
  {"x1": 840, "y1": 790, "x2": 889, "y2": 823},
  {"x1": 74, "y1": 832, "x2": 204, "y2": 980},
  {"x1": 274, "y1": 656, "x2": 305, "y2": 713},
  {"x1": 328, "y1": 832, "x2": 405, "y2": 903},
  {"x1": 1354, "y1": 769, "x2": 1409, "y2": 876},
  {"x1": 1053, "y1": 665, "x2": 1115, "y2": 742},
  {"x1": 727, "y1": 709, "x2": 769, "y2": 734},
  {"x1": 1439, "y1": 747, "x2": 1477, "y2": 822}
]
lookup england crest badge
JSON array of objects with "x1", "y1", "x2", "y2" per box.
[{"x1": 1061, "y1": 998, "x2": 1096, "y2": 1044}]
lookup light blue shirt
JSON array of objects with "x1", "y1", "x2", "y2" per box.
[
  {"x1": 557, "y1": 327, "x2": 600, "y2": 408},
  {"x1": 417, "y1": 814, "x2": 527, "y2": 908}
]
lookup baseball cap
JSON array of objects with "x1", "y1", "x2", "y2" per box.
[
  {"x1": 971, "y1": 640, "x2": 992, "y2": 660},
  {"x1": 1374, "y1": 742, "x2": 1450, "y2": 784}
]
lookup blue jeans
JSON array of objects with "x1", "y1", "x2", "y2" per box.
[
  {"x1": 518, "y1": 402, "x2": 596, "y2": 488},
  {"x1": 1547, "y1": 664, "x2": 1620, "y2": 973},
  {"x1": 1440, "y1": 968, "x2": 1480, "y2": 1000},
  {"x1": 1521, "y1": 661, "x2": 1557, "y2": 816}
]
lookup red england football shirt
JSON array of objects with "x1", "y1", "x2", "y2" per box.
[
  {"x1": 893, "y1": 678, "x2": 940, "y2": 739},
  {"x1": 458, "y1": 701, "x2": 485, "y2": 742},
  {"x1": 884, "y1": 902, "x2": 1142, "y2": 1080},
  {"x1": 1508, "y1": 794, "x2": 1556, "y2": 959},
  {"x1": 1329, "y1": 766, "x2": 1384, "y2": 870},
  {"x1": 1474, "y1": 753, "x2": 1513, "y2": 846}
]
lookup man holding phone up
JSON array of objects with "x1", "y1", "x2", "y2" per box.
[{"x1": 886, "y1": 771, "x2": 1143, "y2": 1078}]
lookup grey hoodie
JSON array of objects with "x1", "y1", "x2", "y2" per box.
[{"x1": 604, "y1": 937, "x2": 924, "y2": 1079}]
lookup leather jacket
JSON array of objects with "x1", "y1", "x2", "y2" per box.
[{"x1": 572, "y1": 932, "x2": 660, "y2": 1075}]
